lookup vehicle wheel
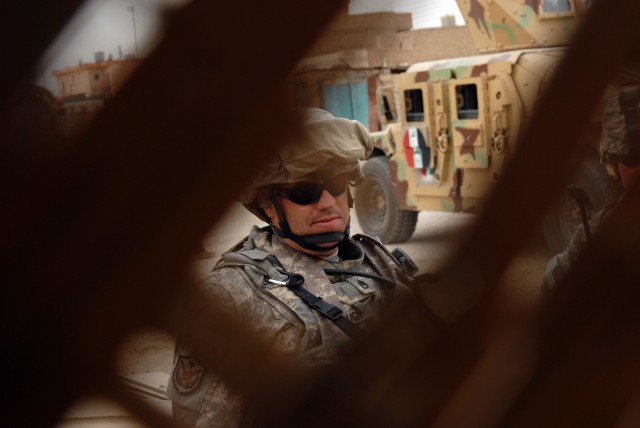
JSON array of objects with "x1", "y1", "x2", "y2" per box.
[
  {"x1": 354, "y1": 156, "x2": 418, "y2": 243},
  {"x1": 543, "y1": 155, "x2": 622, "y2": 254}
]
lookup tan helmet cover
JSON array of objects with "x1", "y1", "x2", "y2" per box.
[
  {"x1": 276, "y1": 116, "x2": 373, "y2": 181},
  {"x1": 241, "y1": 109, "x2": 373, "y2": 213},
  {"x1": 241, "y1": 109, "x2": 373, "y2": 194}
]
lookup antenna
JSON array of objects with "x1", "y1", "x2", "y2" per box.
[{"x1": 127, "y1": 5, "x2": 140, "y2": 58}]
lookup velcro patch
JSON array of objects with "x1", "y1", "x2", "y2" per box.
[{"x1": 172, "y1": 355, "x2": 205, "y2": 393}]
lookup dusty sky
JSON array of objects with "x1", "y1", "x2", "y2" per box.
[
  {"x1": 349, "y1": 0, "x2": 465, "y2": 28},
  {"x1": 37, "y1": 0, "x2": 465, "y2": 93},
  {"x1": 37, "y1": 0, "x2": 185, "y2": 91}
]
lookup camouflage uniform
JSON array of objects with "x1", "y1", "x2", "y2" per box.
[
  {"x1": 166, "y1": 108, "x2": 415, "y2": 427},
  {"x1": 167, "y1": 225, "x2": 413, "y2": 427},
  {"x1": 544, "y1": 86, "x2": 639, "y2": 288},
  {"x1": 543, "y1": 201, "x2": 618, "y2": 288}
]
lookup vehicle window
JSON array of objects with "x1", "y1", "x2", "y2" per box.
[
  {"x1": 456, "y1": 84, "x2": 479, "y2": 120},
  {"x1": 382, "y1": 95, "x2": 394, "y2": 120},
  {"x1": 543, "y1": 0, "x2": 572, "y2": 13},
  {"x1": 404, "y1": 89, "x2": 424, "y2": 122}
]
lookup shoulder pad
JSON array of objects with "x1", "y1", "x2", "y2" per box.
[
  {"x1": 352, "y1": 234, "x2": 418, "y2": 277},
  {"x1": 221, "y1": 249, "x2": 279, "y2": 278}
]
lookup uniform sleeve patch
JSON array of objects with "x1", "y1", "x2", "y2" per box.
[{"x1": 172, "y1": 355, "x2": 205, "y2": 393}]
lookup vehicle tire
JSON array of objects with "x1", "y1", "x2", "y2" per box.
[
  {"x1": 543, "y1": 155, "x2": 622, "y2": 254},
  {"x1": 354, "y1": 156, "x2": 418, "y2": 243}
]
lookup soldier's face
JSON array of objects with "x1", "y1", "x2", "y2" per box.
[{"x1": 263, "y1": 179, "x2": 350, "y2": 256}]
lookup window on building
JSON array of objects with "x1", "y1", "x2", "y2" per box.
[
  {"x1": 456, "y1": 84, "x2": 479, "y2": 120},
  {"x1": 404, "y1": 89, "x2": 424, "y2": 122},
  {"x1": 94, "y1": 74, "x2": 100, "y2": 81},
  {"x1": 441, "y1": 15, "x2": 456, "y2": 27}
]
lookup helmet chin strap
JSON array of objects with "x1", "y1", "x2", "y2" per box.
[{"x1": 270, "y1": 191, "x2": 349, "y2": 253}]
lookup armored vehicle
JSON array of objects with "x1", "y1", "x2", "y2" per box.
[{"x1": 354, "y1": 0, "x2": 623, "y2": 251}]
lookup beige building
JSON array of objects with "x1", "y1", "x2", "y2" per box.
[
  {"x1": 52, "y1": 58, "x2": 141, "y2": 112},
  {"x1": 291, "y1": 7, "x2": 475, "y2": 131}
]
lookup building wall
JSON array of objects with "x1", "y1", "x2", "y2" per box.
[
  {"x1": 291, "y1": 9, "x2": 476, "y2": 130},
  {"x1": 52, "y1": 60, "x2": 141, "y2": 117},
  {"x1": 305, "y1": 6, "x2": 475, "y2": 69},
  {"x1": 53, "y1": 60, "x2": 141, "y2": 100},
  {"x1": 380, "y1": 26, "x2": 476, "y2": 68},
  {"x1": 56, "y1": 68, "x2": 93, "y2": 99},
  {"x1": 87, "y1": 68, "x2": 107, "y2": 96}
]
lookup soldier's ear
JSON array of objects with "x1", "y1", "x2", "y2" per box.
[{"x1": 257, "y1": 191, "x2": 278, "y2": 224}]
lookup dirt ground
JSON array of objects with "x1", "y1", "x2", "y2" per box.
[
  {"x1": 115, "y1": 203, "x2": 552, "y2": 379},
  {"x1": 117, "y1": 329, "x2": 175, "y2": 377}
]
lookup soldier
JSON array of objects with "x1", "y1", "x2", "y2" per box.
[
  {"x1": 544, "y1": 86, "x2": 640, "y2": 289},
  {"x1": 166, "y1": 108, "x2": 417, "y2": 427}
]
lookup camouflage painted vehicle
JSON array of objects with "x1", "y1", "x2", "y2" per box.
[{"x1": 354, "y1": 0, "x2": 621, "y2": 251}]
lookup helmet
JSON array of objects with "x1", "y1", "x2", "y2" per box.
[
  {"x1": 241, "y1": 108, "x2": 373, "y2": 251},
  {"x1": 242, "y1": 108, "x2": 372, "y2": 221}
]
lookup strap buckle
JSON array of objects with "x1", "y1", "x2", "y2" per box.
[
  {"x1": 278, "y1": 271, "x2": 344, "y2": 321},
  {"x1": 273, "y1": 268, "x2": 362, "y2": 339},
  {"x1": 283, "y1": 272, "x2": 305, "y2": 287},
  {"x1": 267, "y1": 271, "x2": 304, "y2": 287},
  {"x1": 309, "y1": 298, "x2": 344, "y2": 321}
]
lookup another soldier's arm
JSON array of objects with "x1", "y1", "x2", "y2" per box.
[
  {"x1": 543, "y1": 228, "x2": 585, "y2": 289},
  {"x1": 543, "y1": 203, "x2": 617, "y2": 290}
]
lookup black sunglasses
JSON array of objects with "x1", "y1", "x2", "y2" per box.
[{"x1": 273, "y1": 173, "x2": 349, "y2": 205}]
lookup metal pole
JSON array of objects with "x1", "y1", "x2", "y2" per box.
[{"x1": 128, "y1": 5, "x2": 139, "y2": 58}]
